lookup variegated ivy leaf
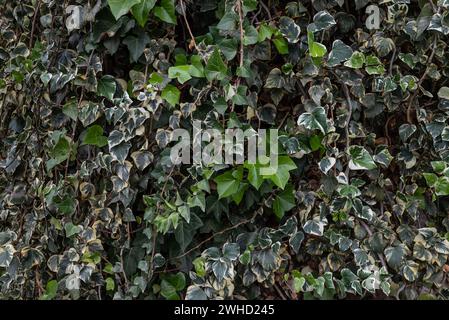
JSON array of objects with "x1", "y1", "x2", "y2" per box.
[
  {"x1": 327, "y1": 40, "x2": 353, "y2": 67},
  {"x1": 303, "y1": 217, "x2": 327, "y2": 236},
  {"x1": 278, "y1": 16, "x2": 301, "y2": 44},
  {"x1": 401, "y1": 260, "x2": 419, "y2": 282},
  {"x1": 308, "y1": 11, "x2": 336, "y2": 32},
  {"x1": 384, "y1": 244, "x2": 408, "y2": 270},
  {"x1": 348, "y1": 146, "x2": 377, "y2": 171},
  {"x1": 319, "y1": 156, "x2": 336, "y2": 174},
  {"x1": 373, "y1": 149, "x2": 393, "y2": 167},
  {"x1": 297, "y1": 107, "x2": 328, "y2": 134}
]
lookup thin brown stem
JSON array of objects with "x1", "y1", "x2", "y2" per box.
[{"x1": 180, "y1": 0, "x2": 199, "y2": 52}]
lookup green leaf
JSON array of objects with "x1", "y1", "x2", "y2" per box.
[
  {"x1": 307, "y1": 31, "x2": 327, "y2": 58},
  {"x1": 123, "y1": 33, "x2": 150, "y2": 63},
  {"x1": 205, "y1": 48, "x2": 228, "y2": 82},
  {"x1": 161, "y1": 84, "x2": 180, "y2": 106},
  {"x1": 348, "y1": 146, "x2": 377, "y2": 170},
  {"x1": 39, "y1": 280, "x2": 58, "y2": 300},
  {"x1": 97, "y1": 75, "x2": 116, "y2": 100},
  {"x1": 214, "y1": 168, "x2": 243, "y2": 199},
  {"x1": 297, "y1": 107, "x2": 328, "y2": 134},
  {"x1": 273, "y1": 36, "x2": 289, "y2": 54},
  {"x1": 108, "y1": 0, "x2": 141, "y2": 20},
  {"x1": 46, "y1": 134, "x2": 72, "y2": 171},
  {"x1": 105, "y1": 277, "x2": 115, "y2": 291},
  {"x1": 131, "y1": 0, "x2": 156, "y2": 27},
  {"x1": 168, "y1": 65, "x2": 192, "y2": 84},
  {"x1": 65, "y1": 222, "x2": 81, "y2": 238},
  {"x1": 258, "y1": 23, "x2": 275, "y2": 42},
  {"x1": 273, "y1": 185, "x2": 295, "y2": 219},
  {"x1": 262, "y1": 156, "x2": 297, "y2": 189},
  {"x1": 154, "y1": 0, "x2": 177, "y2": 24},
  {"x1": 82, "y1": 125, "x2": 108, "y2": 148},
  {"x1": 344, "y1": 51, "x2": 365, "y2": 69},
  {"x1": 217, "y1": 12, "x2": 237, "y2": 31}
]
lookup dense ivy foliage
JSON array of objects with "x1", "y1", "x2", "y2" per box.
[{"x1": 1, "y1": 0, "x2": 449, "y2": 300}]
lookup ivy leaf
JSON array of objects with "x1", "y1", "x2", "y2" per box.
[
  {"x1": 264, "y1": 68, "x2": 285, "y2": 89},
  {"x1": 327, "y1": 40, "x2": 353, "y2": 67},
  {"x1": 384, "y1": 245, "x2": 407, "y2": 270},
  {"x1": 205, "y1": 49, "x2": 228, "y2": 82},
  {"x1": 154, "y1": 0, "x2": 177, "y2": 24},
  {"x1": 344, "y1": 51, "x2": 365, "y2": 69},
  {"x1": 214, "y1": 168, "x2": 242, "y2": 199},
  {"x1": 82, "y1": 125, "x2": 108, "y2": 148},
  {"x1": 97, "y1": 75, "x2": 116, "y2": 101},
  {"x1": 39, "y1": 280, "x2": 58, "y2": 300},
  {"x1": 279, "y1": 16, "x2": 301, "y2": 44},
  {"x1": 303, "y1": 218, "x2": 326, "y2": 236},
  {"x1": 319, "y1": 156, "x2": 336, "y2": 174},
  {"x1": 217, "y1": 12, "x2": 237, "y2": 31},
  {"x1": 262, "y1": 156, "x2": 297, "y2": 189},
  {"x1": 308, "y1": 11, "x2": 336, "y2": 32},
  {"x1": 131, "y1": 0, "x2": 156, "y2": 27},
  {"x1": 161, "y1": 84, "x2": 180, "y2": 106},
  {"x1": 348, "y1": 146, "x2": 377, "y2": 171},
  {"x1": 297, "y1": 107, "x2": 328, "y2": 134},
  {"x1": 289, "y1": 231, "x2": 305, "y2": 254},
  {"x1": 168, "y1": 65, "x2": 192, "y2": 84},
  {"x1": 307, "y1": 31, "x2": 327, "y2": 58},
  {"x1": 212, "y1": 259, "x2": 228, "y2": 282},
  {"x1": 65, "y1": 222, "x2": 81, "y2": 238},
  {"x1": 273, "y1": 185, "x2": 295, "y2": 219},
  {"x1": 438, "y1": 86, "x2": 449, "y2": 100},
  {"x1": 108, "y1": 0, "x2": 141, "y2": 20},
  {"x1": 46, "y1": 134, "x2": 72, "y2": 171},
  {"x1": 123, "y1": 33, "x2": 150, "y2": 63}
]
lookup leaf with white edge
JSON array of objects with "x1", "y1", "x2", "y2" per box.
[
  {"x1": 0, "y1": 244, "x2": 15, "y2": 268},
  {"x1": 97, "y1": 75, "x2": 116, "y2": 100},
  {"x1": 344, "y1": 51, "x2": 365, "y2": 69},
  {"x1": 401, "y1": 260, "x2": 419, "y2": 282},
  {"x1": 297, "y1": 107, "x2": 328, "y2": 134},
  {"x1": 319, "y1": 157, "x2": 336, "y2": 174},
  {"x1": 384, "y1": 244, "x2": 407, "y2": 270},
  {"x1": 348, "y1": 146, "x2": 377, "y2": 170},
  {"x1": 308, "y1": 11, "x2": 336, "y2": 32},
  {"x1": 212, "y1": 258, "x2": 228, "y2": 282},
  {"x1": 131, "y1": 151, "x2": 154, "y2": 171},
  {"x1": 327, "y1": 40, "x2": 353, "y2": 67},
  {"x1": 303, "y1": 218, "x2": 327, "y2": 236},
  {"x1": 185, "y1": 286, "x2": 208, "y2": 300},
  {"x1": 279, "y1": 16, "x2": 301, "y2": 43},
  {"x1": 289, "y1": 231, "x2": 305, "y2": 254},
  {"x1": 373, "y1": 149, "x2": 393, "y2": 167},
  {"x1": 438, "y1": 86, "x2": 449, "y2": 100}
]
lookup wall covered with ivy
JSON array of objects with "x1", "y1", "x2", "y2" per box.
[{"x1": 1, "y1": 0, "x2": 449, "y2": 300}]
